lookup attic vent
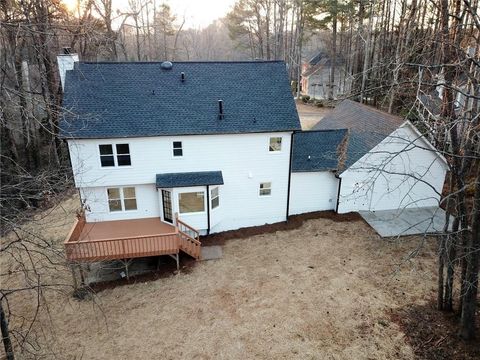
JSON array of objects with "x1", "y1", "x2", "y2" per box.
[
  {"x1": 160, "y1": 61, "x2": 173, "y2": 70},
  {"x1": 218, "y1": 100, "x2": 224, "y2": 120},
  {"x1": 181, "y1": 72, "x2": 185, "y2": 82},
  {"x1": 63, "y1": 47, "x2": 72, "y2": 55}
]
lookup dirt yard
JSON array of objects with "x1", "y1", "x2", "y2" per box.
[
  {"x1": 296, "y1": 101, "x2": 333, "y2": 130},
  {"x1": 3, "y1": 196, "x2": 471, "y2": 359}
]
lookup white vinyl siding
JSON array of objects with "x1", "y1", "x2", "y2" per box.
[
  {"x1": 289, "y1": 172, "x2": 339, "y2": 215},
  {"x1": 81, "y1": 184, "x2": 158, "y2": 222},
  {"x1": 71, "y1": 133, "x2": 292, "y2": 231},
  {"x1": 337, "y1": 125, "x2": 447, "y2": 213},
  {"x1": 107, "y1": 187, "x2": 137, "y2": 212}
]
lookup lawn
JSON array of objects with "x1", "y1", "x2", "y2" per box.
[{"x1": 3, "y1": 196, "x2": 442, "y2": 359}]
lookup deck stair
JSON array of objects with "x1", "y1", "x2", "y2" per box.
[{"x1": 176, "y1": 216, "x2": 202, "y2": 260}]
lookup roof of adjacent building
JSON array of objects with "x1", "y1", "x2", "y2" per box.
[
  {"x1": 60, "y1": 61, "x2": 301, "y2": 139},
  {"x1": 313, "y1": 100, "x2": 404, "y2": 168},
  {"x1": 292, "y1": 129, "x2": 348, "y2": 172},
  {"x1": 418, "y1": 92, "x2": 442, "y2": 116},
  {"x1": 156, "y1": 171, "x2": 224, "y2": 188},
  {"x1": 303, "y1": 50, "x2": 345, "y2": 78}
]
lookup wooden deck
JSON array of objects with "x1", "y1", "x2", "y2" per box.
[{"x1": 64, "y1": 215, "x2": 201, "y2": 262}]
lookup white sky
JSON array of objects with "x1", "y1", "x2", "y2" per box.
[{"x1": 63, "y1": 0, "x2": 236, "y2": 29}]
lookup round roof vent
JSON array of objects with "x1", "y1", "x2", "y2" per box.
[{"x1": 160, "y1": 61, "x2": 173, "y2": 70}]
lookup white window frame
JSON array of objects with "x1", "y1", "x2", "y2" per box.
[
  {"x1": 99, "y1": 143, "x2": 132, "y2": 168},
  {"x1": 172, "y1": 141, "x2": 183, "y2": 158},
  {"x1": 210, "y1": 186, "x2": 220, "y2": 209},
  {"x1": 259, "y1": 182, "x2": 272, "y2": 197},
  {"x1": 106, "y1": 186, "x2": 137, "y2": 212},
  {"x1": 178, "y1": 190, "x2": 206, "y2": 215},
  {"x1": 268, "y1": 137, "x2": 282, "y2": 152}
]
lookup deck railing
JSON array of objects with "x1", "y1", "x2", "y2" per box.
[
  {"x1": 64, "y1": 215, "x2": 201, "y2": 262},
  {"x1": 176, "y1": 214, "x2": 201, "y2": 259},
  {"x1": 65, "y1": 232, "x2": 180, "y2": 262}
]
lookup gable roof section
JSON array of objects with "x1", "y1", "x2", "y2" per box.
[
  {"x1": 303, "y1": 50, "x2": 345, "y2": 78},
  {"x1": 313, "y1": 100, "x2": 404, "y2": 168},
  {"x1": 60, "y1": 61, "x2": 301, "y2": 139},
  {"x1": 292, "y1": 129, "x2": 348, "y2": 172},
  {"x1": 156, "y1": 171, "x2": 224, "y2": 188}
]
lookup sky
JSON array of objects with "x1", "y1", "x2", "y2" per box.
[{"x1": 62, "y1": 0, "x2": 237, "y2": 29}]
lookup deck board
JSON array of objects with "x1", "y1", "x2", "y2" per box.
[
  {"x1": 65, "y1": 216, "x2": 201, "y2": 262},
  {"x1": 78, "y1": 218, "x2": 176, "y2": 241}
]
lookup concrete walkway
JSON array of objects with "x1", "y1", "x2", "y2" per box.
[
  {"x1": 360, "y1": 207, "x2": 451, "y2": 237},
  {"x1": 200, "y1": 246, "x2": 223, "y2": 261}
]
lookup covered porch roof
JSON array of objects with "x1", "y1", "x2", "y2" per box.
[{"x1": 156, "y1": 171, "x2": 224, "y2": 188}]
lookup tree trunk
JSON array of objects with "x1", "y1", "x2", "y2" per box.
[
  {"x1": 444, "y1": 217, "x2": 459, "y2": 311},
  {"x1": 329, "y1": 0, "x2": 337, "y2": 100},
  {"x1": 459, "y1": 166, "x2": 480, "y2": 339},
  {"x1": 0, "y1": 301, "x2": 14, "y2": 360}
]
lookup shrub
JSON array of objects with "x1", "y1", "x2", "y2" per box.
[{"x1": 301, "y1": 95, "x2": 310, "y2": 103}]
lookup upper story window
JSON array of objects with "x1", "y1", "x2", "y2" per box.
[
  {"x1": 269, "y1": 137, "x2": 282, "y2": 152},
  {"x1": 173, "y1": 141, "x2": 183, "y2": 157},
  {"x1": 211, "y1": 187, "x2": 219, "y2": 209},
  {"x1": 259, "y1": 182, "x2": 272, "y2": 196},
  {"x1": 107, "y1": 187, "x2": 137, "y2": 212},
  {"x1": 99, "y1": 144, "x2": 131, "y2": 167}
]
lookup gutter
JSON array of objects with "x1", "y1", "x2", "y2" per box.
[
  {"x1": 335, "y1": 172, "x2": 342, "y2": 213},
  {"x1": 286, "y1": 131, "x2": 295, "y2": 220},
  {"x1": 206, "y1": 185, "x2": 211, "y2": 235}
]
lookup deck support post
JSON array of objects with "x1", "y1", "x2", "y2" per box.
[
  {"x1": 124, "y1": 259, "x2": 129, "y2": 280},
  {"x1": 168, "y1": 254, "x2": 179, "y2": 271},
  {"x1": 78, "y1": 264, "x2": 86, "y2": 286},
  {"x1": 70, "y1": 263, "x2": 79, "y2": 291}
]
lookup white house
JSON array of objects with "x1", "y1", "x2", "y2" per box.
[
  {"x1": 309, "y1": 100, "x2": 449, "y2": 214},
  {"x1": 301, "y1": 50, "x2": 351, "y2": 100},
  {"x1": 59, "y1": 54, "x2": 448, "y2": 265},
  {"x1": 61, "y1": 59, "x2": 299, "y2": 237}
]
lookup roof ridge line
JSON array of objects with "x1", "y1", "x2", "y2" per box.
[
  {"x1": 79, "y1": 60, "x2": 286, "y2": 65},
  {"x1": 298, "y1": 128, "x2": 348, "y2": 134}
]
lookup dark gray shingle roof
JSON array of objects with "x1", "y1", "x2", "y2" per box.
[
  {"x1": 156, "y1": 171, "x2": 224, "y2": 188},
  {"x1": 60, "y1": 61, "x2": 301, "y2": 138},
  {"x1": 313, "y1": 100, "x2": 404, "y2": 168},
  {"x1": 292, "y1": 129, "x2": 348, "y2": 172}
]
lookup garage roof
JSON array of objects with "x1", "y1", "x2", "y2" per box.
[
  {"x1": 313, "y1": 100, "x2": 404, "y2": 168},
  {"x1": 292, "y1": 129, "x2": 348, "y2": 172}
]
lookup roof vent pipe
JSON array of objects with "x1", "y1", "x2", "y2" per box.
[
  {"x1": 181, "y1": 72, "x2": 185, "y2": 82},
  {"x1": 160, "y1": 61, "x2": 173, "y2": 70},
  {"x1": 218, "y1": 100, "x2": 224, "y2": 120}
]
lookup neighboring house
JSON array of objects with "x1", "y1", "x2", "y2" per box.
[
  {"x1": 59, "y1": 53, "x2": 447, "y2": 267},
  {"x1": 301, "y1": 50, "x2": 351, "y2": 100},
  {"x1": 416, "y1": 74, "x2": 479, "y2": 146}
]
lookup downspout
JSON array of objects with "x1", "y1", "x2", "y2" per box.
[
  {"x1": 335, "y1": 172, "x2": 342, "y2": 213},
  {"x1": 206, "y1": 185, "x2": 211, "y2": 235},
  {"x1": 286, "y1": 131, "x2": 295, "y2": 221}
]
